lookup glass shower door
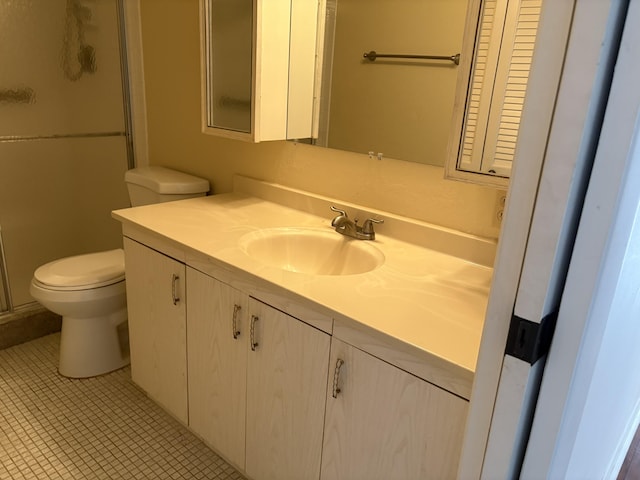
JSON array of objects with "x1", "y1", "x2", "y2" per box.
[{"x1": 0, "y1": 0, "x2": 132, "y2": 310}]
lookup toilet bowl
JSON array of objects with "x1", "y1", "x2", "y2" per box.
[
  {"x1": 30, "y1": 249, "x2": 128, "y2": 378},
  {"x1": 30, "y1": 166, "x2": 210, "y2": 378}
]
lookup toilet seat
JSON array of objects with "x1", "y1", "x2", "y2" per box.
[{"x1": 34, "y1": 249, "x2": 125, "y2": 291}]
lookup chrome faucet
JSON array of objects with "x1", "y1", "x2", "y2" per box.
[{"x1": 330, "y1": 206, "x2": 384, "y2": 240}]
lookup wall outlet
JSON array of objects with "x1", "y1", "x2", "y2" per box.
[{"x1": 494, "y1": 192, "x2": 507, "y2": 227}]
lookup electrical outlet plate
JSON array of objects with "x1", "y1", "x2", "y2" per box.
[{"x1": 494, "y1": 191, "x2": 507, "y2": 227}]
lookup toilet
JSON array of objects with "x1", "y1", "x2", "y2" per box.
[{"x1": 30, "y1": 166, "x2": 210, "y2": 378}]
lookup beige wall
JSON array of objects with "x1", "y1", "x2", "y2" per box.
[{"x1": 139, "y1": 0, "x2": 502, "y2": 240}]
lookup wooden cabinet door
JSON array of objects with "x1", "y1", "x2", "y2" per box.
[
  {"x1": 186, "y1": 268, "x2": 248, "y2": 470},
  {"x1": 123, "y1": 237, "x2": 188, "y2": 423},
  {"x1": 321, "y1": 339, "x2": 468, "y2": 480},
  {"x1": 246, "y1": 298, "x2": 331, "y2": 480}
]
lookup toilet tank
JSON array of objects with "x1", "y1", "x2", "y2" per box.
[{"x1": 125, "y1": 166, "x2": 210, "y2": 206}]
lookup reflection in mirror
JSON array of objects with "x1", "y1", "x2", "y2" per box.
[
  {"x1": 313, "y1": 0, "x2": 469, "y2": 166},
  {"x1": 205, "y1": 0, "x2": 253, "y2": 133},
  {"x1": 447, "y1": 0, "x2": 542, "y2": 187}
]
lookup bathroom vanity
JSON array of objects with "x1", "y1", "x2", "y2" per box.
[{"x1": 112, "y1": 176, "x2": 495, "y2": 480}]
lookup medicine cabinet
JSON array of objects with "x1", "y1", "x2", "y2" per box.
[
  {"x1": 199, "y1": 0, "x2": 319, "y2": 142},
  {"x1": 446, "y1": 0, "x2": 542, "y2": 188}
]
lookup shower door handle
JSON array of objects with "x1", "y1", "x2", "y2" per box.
[{"x1": 0, "y1": 87, "x2": 34, "y2": 104}]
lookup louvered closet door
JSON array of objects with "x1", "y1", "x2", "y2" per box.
[
  {"x1": 482, "y1": 0, "x2": 541, "y2": 176},
  {"x1": 458, "y1": 0, "x2": 507, "y2": 173},
  {"x1": 458, "y1": 0, "x2": 541, "y2": 177}
]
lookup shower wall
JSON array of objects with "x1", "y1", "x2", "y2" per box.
[{"x1": 0, "y1": 0, "x2": 132, "y2": 309}]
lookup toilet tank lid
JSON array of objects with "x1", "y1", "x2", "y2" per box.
[
  {"x1": 125, "y1": 166, "x2": 210, "y2": 195},
  {"x1": 34, "y1": 249, "x2": 125, "y2": 288}
]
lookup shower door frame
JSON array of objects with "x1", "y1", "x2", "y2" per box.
[{"x1": 0, "y1": 227, "x2": 12, "y2": 313}]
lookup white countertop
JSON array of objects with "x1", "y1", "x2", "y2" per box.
[{"x1": 113, "y1": 177, "x2": 494, "y2": 399}]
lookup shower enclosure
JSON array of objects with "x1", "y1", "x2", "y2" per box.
[{"x1": 0, "y1": 0, "x2": 133, "y2": 315}]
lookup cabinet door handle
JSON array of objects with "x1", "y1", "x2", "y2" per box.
[
  {"x1": 250, "y1": 315, "x2": 259, "y2": 351},
  {"x1": 171, "y1": 274, "x2": 180, "y2": 305},
  {"x1": 332, "y1": 358, "x2": 345, "y2": 398},
  {"x1": 232, "y1": 304, "x2": 242, "y2": 339}
]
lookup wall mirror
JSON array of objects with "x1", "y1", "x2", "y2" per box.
[
  {"x1": 200, "y1": 0, "x2": 541, "y2": 186},
  {"x1": 312, "y1": 0, "x2": 470, "y2": 168},
  {"x1": 311, "y1": 0, "x2": 541, "y2": 187}
]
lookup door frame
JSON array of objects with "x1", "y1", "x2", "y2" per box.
[
  {"x1": 521, "y1": 0, "x2": 640, "y2": 476},
  {"x1": 458, "y1": 0, "x2": 630, "y2": 477}
]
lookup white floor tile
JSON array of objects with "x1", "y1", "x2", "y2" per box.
[{"x1": 0, "y1": 334, "x2": 245, "y2": 480}]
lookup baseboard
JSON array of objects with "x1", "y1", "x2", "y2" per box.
[{"x1": 0, "y1": 303, "x2": 62, "y2": 350}]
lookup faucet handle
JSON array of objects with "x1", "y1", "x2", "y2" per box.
[
  {"x1": 330, "y1": 205, "x2": 348, "y2": 217},
  {"x1": 362, "y1": 217, "x2": 384, "y2": 234}
]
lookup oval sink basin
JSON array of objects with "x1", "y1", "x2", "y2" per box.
[{"x1": 239, "y1": 228, "x2": 384, "y2": 275}]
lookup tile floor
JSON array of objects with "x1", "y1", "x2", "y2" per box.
[{"x1": 0, "y1": 333, "x2": 246, "y2": 480}]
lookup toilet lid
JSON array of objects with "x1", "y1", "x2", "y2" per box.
[{"x1": 34, "y1": 249, "x2": 125, "y2": 289}]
